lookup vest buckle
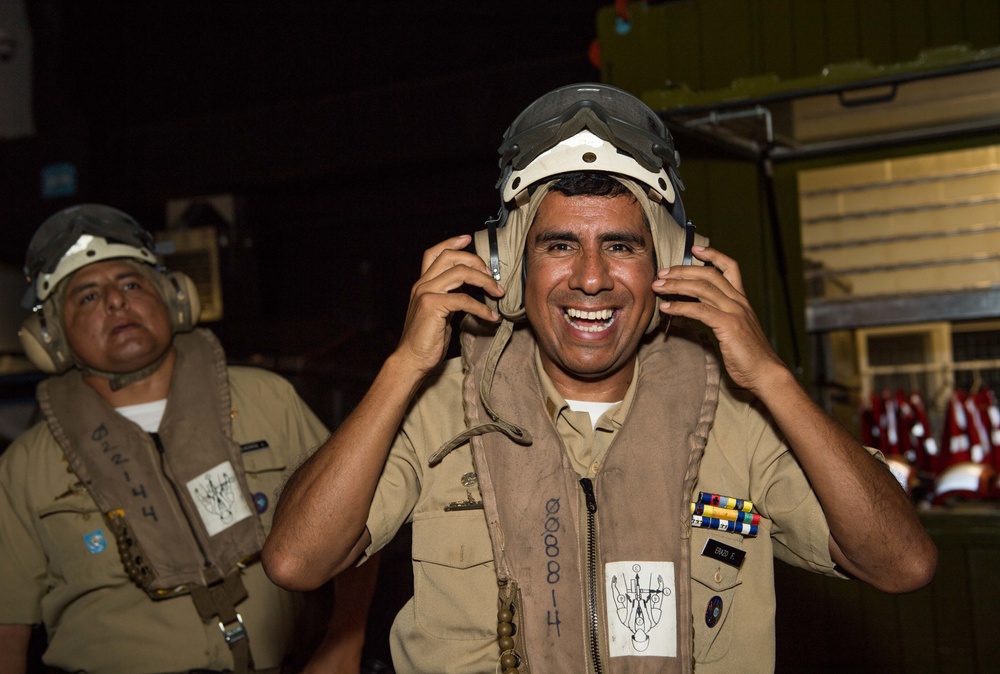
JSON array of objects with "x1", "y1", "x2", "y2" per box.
[{"x1": 218, "y1": 612, "x2": 247, "y2": 645}]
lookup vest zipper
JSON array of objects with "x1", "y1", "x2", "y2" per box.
[
  {"x1": 151, "y1": 432, "x2": 213, "y2": 569},
  {"x1": 579, "y1": 477, "x2": 604, "y2": 674}
]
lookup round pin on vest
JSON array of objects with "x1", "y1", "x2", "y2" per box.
[
  {"x1": 705, "y1": 595, "x2": 723, "y2": 628},
  {"x1": 253, "y1": 492, "x2": 269, "y2": 514}
]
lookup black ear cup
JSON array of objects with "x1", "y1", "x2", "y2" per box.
[{"x1": 19, "y1": 304, "x2": 73, "y2": 374}]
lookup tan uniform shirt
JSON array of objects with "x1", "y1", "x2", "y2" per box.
[
  {"x1": 0, "y1": 366, "x2": 329, "y2": 673},
  {"x1": 364, "y1": 350, "x2": 862, "y2": 674}
]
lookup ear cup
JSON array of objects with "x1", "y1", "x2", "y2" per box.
[
  {"x1": 144, "y1": 268, "x2": 201, "y2": 333},
  {"x1": 164, "y1": 270, "x2": 201, "y2": 332},
  {"x1": 473, "y1": 185, "x2": 553, "y2": 322},
  {"x1": 19, "y1": 305, "x2": 73, "y2": 374}
]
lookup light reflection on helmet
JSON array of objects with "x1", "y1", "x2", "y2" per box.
[{"x1": 22, "y1": 204, "x2": 157, "y2": 308}]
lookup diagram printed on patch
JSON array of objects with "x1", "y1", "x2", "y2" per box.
[
  {"x1": 185, "y1": 461, "x2": 253, "y2": 536},
  {"x1": 605, "y1": 560, "x2": 677, "y2": 658}
]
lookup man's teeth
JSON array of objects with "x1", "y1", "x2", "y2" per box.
[{"x1": 564, "y1": 308, "x2": 616, "y2": 332}]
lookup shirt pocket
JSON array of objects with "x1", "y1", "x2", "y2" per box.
[
  {"x1": 37, "y1": 488, "x2": 129, "y2": 585},
  {"x1": 690, "y1": 529, "x2": 744, "y2": 663},
  {"x1": 411, "y1": 509, "x2": 497, "y2": 641},
  {"x1": 239, "y1": 444, "x2": 288, "y2": 531}
]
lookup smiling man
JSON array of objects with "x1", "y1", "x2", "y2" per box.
[
  {"x1": 524, "y1": 178, "x2": 658, "y2": 398},
  {"x1": 263, "y1": 84, "x2": 937, "y2": 674},
  {"x1": 0, "y1": 205, "x2": 375, "y2": 674}
]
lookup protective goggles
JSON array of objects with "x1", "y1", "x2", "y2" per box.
[
  {"x1": 498, "y1": 83, "x2": 680, "y2": 182},
  {"x1": 23, "y1": 205, "x2": 157, "y2": 307},
  {"x1": 25, "y1": 206, "x2": 155, "y2": 281}
]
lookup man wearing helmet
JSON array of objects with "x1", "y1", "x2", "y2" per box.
[
  {"x1": 263, "y1": 84, "x2": 937, "y2": 673},
  {"x1": 0, "y1": 205, "x2": 374, "y2": 673}
]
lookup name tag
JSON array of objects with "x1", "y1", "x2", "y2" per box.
[
  {"x1": 240, "y1": 440, "x2": 270, "y2": 453},
  {"x1": 701, "y1": 538, "x2": 746, "y2": 569}
]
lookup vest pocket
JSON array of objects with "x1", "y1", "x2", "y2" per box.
[
  {"x1": 690, "y1": 530, "x2": 744, "y2": 663},
  {"x1": 411, "y1": 510, "x2": 496, "y2": 640}
]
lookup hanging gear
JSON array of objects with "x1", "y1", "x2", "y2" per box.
[
  {"x1": 941, "y1": 390, "x2": 972, "y2": 469},
  {"x1": 963, "y1": 390, "x2": 993, "y2": 465},
  {"x1": 976, "y1": 387, "x2": 1000, "y2": 471},
  {"x1": 880, "y1": 390, "x2": 902, "y2": 458},
  {"x1": 860, "y1": 392, "x2": 882, "y2": 449},
  {"x1": 906, "y1": 391, "x2": 940, "y2": 475}
]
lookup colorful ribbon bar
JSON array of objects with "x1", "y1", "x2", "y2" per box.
[
  {"x1": 691, "y1": 502, "x2": 761, "y2": 525},
  {"x1": 697, "y1": 491, "x2": 754, "y2": 513},
  {"x1": 691, "y1": 514, "x2": 758, "y2": 537}
]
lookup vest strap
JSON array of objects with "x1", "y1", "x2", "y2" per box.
[{"x1": 189, "y1": 570, "x2": 255, "y2": 674}]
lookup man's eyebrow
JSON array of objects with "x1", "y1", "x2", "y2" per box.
[
  {"x1": 533, "y1": 229, "x2": 580, "y2": 244},
  {"x1": 598, "y1": 231, "x2": 647, "y2": 247},
  {"x1": 533, "y1": 230, "x2": 647, "y2": 246},
  {"x1": 67, "y1": 280, "x2": 98, "y2": 299},
  {"x1": 67, "y1": 270, "x2": 143, "y2": 298}
]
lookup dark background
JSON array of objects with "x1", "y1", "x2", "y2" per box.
[
  {"x1": 2, "y1": 1, "x2": 610, "y2": 356},
  {"x1": 1, "y1": 5, "x2": 610, "y2": 667}
]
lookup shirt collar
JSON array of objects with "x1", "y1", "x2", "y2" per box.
[{"x1": 534, "y1": 344, "x2": 638, "y2": 430}]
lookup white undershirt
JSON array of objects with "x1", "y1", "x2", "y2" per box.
[
  {"x1": 565, "y1": 399, "x2": 620, "y2": 430},
  {"x1": 115, "y1": 399, "x2": 167, "y2": 433}
]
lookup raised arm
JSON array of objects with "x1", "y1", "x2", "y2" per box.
[
  {"x1": 261, "y1": 235, "x2": 503, "y2": 591},
  {"x1": 655, "y1": 246, "x2": 937, "y2": 593}
]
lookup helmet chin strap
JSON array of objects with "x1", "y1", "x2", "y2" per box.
[{"x1": 74, "y1": 347, "x2": 173, "y2": 392}]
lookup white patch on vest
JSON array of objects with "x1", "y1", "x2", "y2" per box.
[
  {"x1": 605, "y1": 560, "x2": 676, "y2": 658},
  {"x1": 186, "y1": 460, "x2": 253, "y2": 536}
]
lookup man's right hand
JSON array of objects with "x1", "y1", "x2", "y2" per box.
[
  {"x1": 263, "y1": 234, "x2": 504, "y2": 591},
  {"x1": 395, "y1": 234, "x2": 504, "y2": 377}
]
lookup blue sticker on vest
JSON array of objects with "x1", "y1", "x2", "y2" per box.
[
  {"x1": 84, "y1": 529, "x2": 106, "y2": 554},
  {"x1": 705, "y1": 595, "x2": 723, "y2": 628},
  {"x1": 253, "y1": 492, "x2": 269, "y2": 514}
]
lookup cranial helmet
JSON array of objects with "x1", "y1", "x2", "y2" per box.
[
  {"x1": 472, "y1": 83, "x2": 707, "y2": 325},
  {"x1": 18, "y1": 204, "x2": 201, "y2": 375}
]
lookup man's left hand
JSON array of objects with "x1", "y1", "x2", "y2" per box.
[{"x1": 653, "y1": 245, "x2": 784, "y2": 394}]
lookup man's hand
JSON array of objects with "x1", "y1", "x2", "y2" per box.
[
  {"x1": 653, "y1": 245, "x2": 784, "y2": 395},
  {"x1": 396, "y1": 235, "x2": 504, "y2": 377},
  {"x1": 264, "y1": 234, "x2": 505, "y2": 590},
  {"x1": 654, "y1": 244, "x2": 936, "y2": 592}
]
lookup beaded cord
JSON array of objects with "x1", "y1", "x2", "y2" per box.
[{"x1": 495, "y1": 604, "x2": 522, "y2": 674}]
